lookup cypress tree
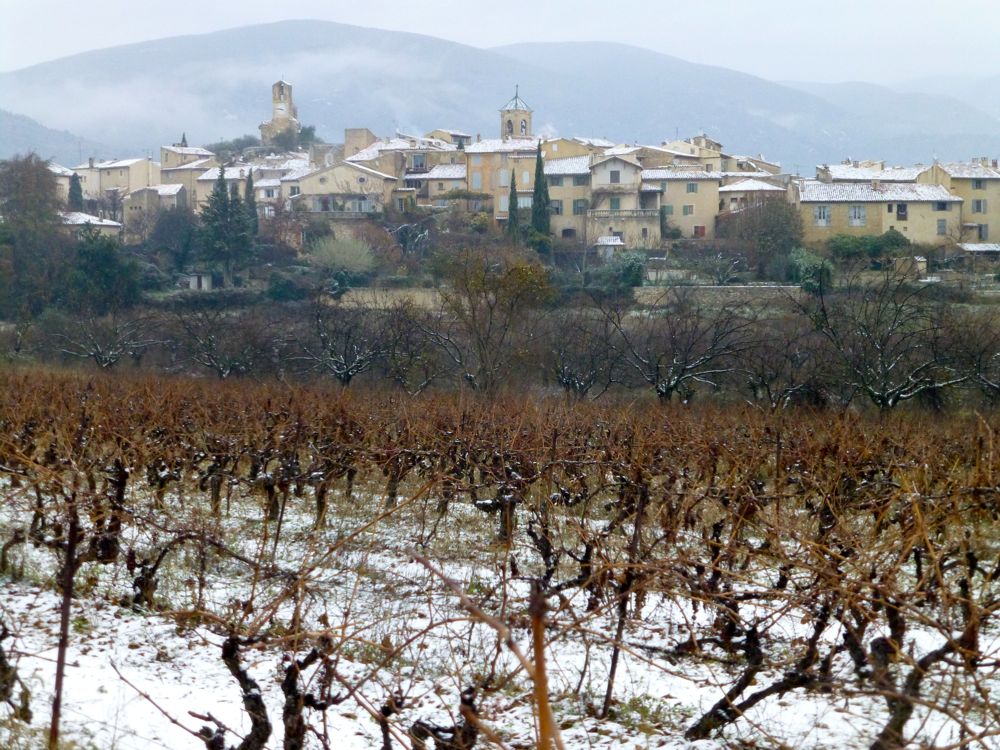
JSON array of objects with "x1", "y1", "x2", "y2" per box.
[
  {"x1": 506, "y1": 170, "x2": 520, "y2": 242},
  {"x1": 68, "y1": 173, "x2": 84, "y2": 212},
  {"x1": 244, "y1": 171, "x2": 258, "y2": 236},
  {"x1": 531, "y1": 142, "x2": 550, "y2": 236}
]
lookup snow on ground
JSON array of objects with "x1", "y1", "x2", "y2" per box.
[{"x1": 0, "y1": 482, "x2": 997, "y2": 749}]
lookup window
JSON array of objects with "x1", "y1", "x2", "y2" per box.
[
  {"x1": 520, "y1": 119, "x2": 527, "y2": 136},
  {"x1": 500, "y1": 195, "x2": 509, "y2": 212},
  {"x1": 974, "y1": 199, "x2": 988, "y2": 214},
  {"x1": 974, "y1": 179, "x2": 985, "y2": 190},
  {"x1": 980, "y1": 224, "x2": 990, "y2": 241},
  {"x1": 887, "y1": 204, "x2": 893, "y2": 213},
  {"x1": 694, "y1": 225, "x2": 707, "y2": 238},
  {"x1": 517, "y1": 195, "x2": 532, "y2": 209},
  {"x1": 357, "y1": 176, "x2": 367, "y2": 184},
  {"x1": 610, "y1": 170, "x2": 621, "y2": 184},
  {"x1": 263, "y1": 205, "x2": 275, "y2": 218},
  {"x1": 397, "y1": 198, "x2": 406, "y2": 211},
  {"x1": 319, "y1": 177, "x2": 328, "y2": 184},
  {"x1": 522, "y1": 171, "x2": 530, "y2": 185},
  {"x1": 934, "y1": 201, "x2": 950, "y2": 212},
  {"x1": 550, "y1": 199, "x2": 563, "y2": 215},
  {"x1": 471, "y1": 172, "x2": 482, "y2": 190},
  {"x1": 573, "y1": 199, "x2": 588, "y2": 215},
  {"x1": 641, "y1": 227, "x2": 648, "y2": 241},
  {"x1": 290, "y1": 186, "x2": 300, "y2": 196},
  {"x1": 499, "y1": 170, "x2": 510, "y2": 187},
  {"x1": 471, "y1": 155, "x2": 482, "y2": 166},
  {"x1": 897, "y1": 203, "x2": 908, "y2": 220},
  {"x1": 937, "y1": 219, "x2": 947, "y2": 236},
  {"x1": 682, "y1": 204, "x2": 694, "y2": 216},
  {"x1": 548, "y1": 176, "x2": 563, "y2": 187},
  {"x1": 663, "y1": 204, "x2": 674, "y2": 215},
  {"x1": 411, "y1": 154, "x2": 426, "y2": 170},
  {"x1": 686, "y1": 182, "x2": 698, "y2": 193},
  {"x1": 848, "y1": 205, "x2": 867, "y2": 227},
  {"x1": 264, "y1": 188, "x2": 275, "y2": 199},
  {"x1": 813, "y1": 205, "x2": 831, "y2": 226},
  {"x1": 609, "y1": 197, "x2": 621, "y2": 210},
  {"x1": 573, "y1": 175, "x2": 589, "y2": 186},
  {"x1": 561, "y1": 228, "x2": 576, "y2": 238},
  {"x1": 438, "y1": 182, "x2": 445, "y2": 191}
]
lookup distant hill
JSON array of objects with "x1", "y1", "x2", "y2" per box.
[
  {"x1": 2, "y1": 20, "x2": 1000, "y2": 168},
  {"x1": 0, "y1": 108, "x2": 109, "y2": 165}
]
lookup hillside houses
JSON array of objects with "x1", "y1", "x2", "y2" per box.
[{"x1": 43, "y1": 78, "x2": 1000, "y2": 256}]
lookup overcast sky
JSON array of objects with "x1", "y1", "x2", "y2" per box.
[{"x1": 1, "y1": 0, "x2": 996, "y2": 82}]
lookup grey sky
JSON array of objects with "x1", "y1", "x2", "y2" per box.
[{"x1": 1, "y1": 0, "x2": 997, "y2": 82}]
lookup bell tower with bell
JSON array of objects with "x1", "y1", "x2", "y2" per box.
[{"x1": 499, "y1": 86, "x2": 532, "y2": 141}]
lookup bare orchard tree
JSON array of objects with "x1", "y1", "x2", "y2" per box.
[
  {"x1": 541, "y1": 305, "x2": 624, "y2": 401},
  {"x1": 381, "y1": 300, "x2": 452, "y2": 395},
  {"x1": 735, "y1": 314, "x2": 831, "y2": 410},
  {"x1": 172, "y1": 306, "x2": 284, "y2": 379},
  {"x1": 293, "y1": 295, "x2": 393, "y2": 386},
  {"x1": 426, "y1": 246, "x2": 554, "y2": 392},
  {"x1": 607, "y1": 287, "x2": 755, "y2": 402},
  {"x1": 44, "y1": 312, "x2": 162, "y2": 370},
  {"x1": 801, "y1": 268, "x2": 967, "y2": 410}
]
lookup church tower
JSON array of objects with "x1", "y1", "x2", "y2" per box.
[
  {"x1": 499, "y1": 86, "x2": 532, "y2": 140},
  {"x1": 260, "y1": 80, "x2": 301, "y2": 146}
]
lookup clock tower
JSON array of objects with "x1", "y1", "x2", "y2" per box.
[{"x1": 260, "y1": 80, "x2": 301, "y2": 146}]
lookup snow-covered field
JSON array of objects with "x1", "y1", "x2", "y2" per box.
[{"x1": 2, "y1": 475, "x2": 999, "y2": 750}]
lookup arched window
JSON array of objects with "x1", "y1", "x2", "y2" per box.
[
  {"x1": 506, "y1": 119, "x2": 514, "y2": 136},
  {"x1": 520, "y1": 119, "x2": 527, "y2": 135},
  {"x1": 278, "y1": 83, "x2": 285, "y2": 101}
]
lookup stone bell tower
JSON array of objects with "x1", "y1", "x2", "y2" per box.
[
  {"x1": 260, "y1": 79, "x2": 300, "y2": 146},
  {"x1": 499, "y1": 86, "x2": 532, "y2": 141}
]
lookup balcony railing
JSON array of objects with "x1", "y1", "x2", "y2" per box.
[{"x1": 588, "y1": 209, "x2": 659, "y2": 219}]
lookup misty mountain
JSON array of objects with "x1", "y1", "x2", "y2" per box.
[
  {"x1": 1, "y1": 20, "x2": 999, "y2": 169},
  {"x1": 0, "y1": 108, "x2": 109, "y2": 165}
]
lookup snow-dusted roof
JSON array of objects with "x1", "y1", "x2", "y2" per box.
[
  {"x1": 572, "y1": 136, "x2": 615, "y2": 148},
  {"x1": 544, "y1": 156, "x2": 591, "y2": 176},
  {"x1": 74, "y1": 157, "x2": 149, "y2": 170},
  {"x1": 719, "y1": 178, "x2": 786, "y2": 193},
  {"x1": 960, "y1": 243, "x2": 1000, "y2": 252},
  {"x1": 642, "y1": 169, "x2": 723, "y2": 181},
  {"x1": 280, "y1": 166, "x2": 316, "y2": 182},
  {"x1": 254, "y1": 179, "x2": 282, "y2": 188},
  {"x1": 408, "y1": 164, "x2": 467, "y2": 180},
  {"x1": 162, "y1": 145, "x2": 214, "y2": 157},
  {"x1": 464, "y1": 137, "x2": 541, "y2": 154},
  {"x1": 437, "y1": 129, "x2": 471, "y2": 138},
  {"x1": 346, "y1": 162, "x2": 397, "y2": 180},
  {"x1": 595, "y1": 235, "x2": 624, "y2": 247},
  {"x1": 59, "y1": 211, "x2": 121, "y2": 228},
  {"x1": 347, "y1": 137, "x2": 456, "y2": 163},
  {"x1": 937, "y1": 162, "x2": 1000, "y2": 180},
  {"x1": 49, "y1": 163, "x2": 76, "y2": 177},
  {"x1": 149, "y1": 184, "x2": 184, "y2": 196},
  {"x1": 197, "y1": 166, "x2": 258, "y2": 181},
  {"x1": 822, "y1": 164, "x2": 928, "y2": 182},
  {"x1": 798, "y1": 180, "x2": 961, "y2": 203},
  {"x1": 606, "y1": 144, "x2": 693, "y2": 158},
  {"x1": 161, "y1": 157, "x2": 214, "y2": 173}
]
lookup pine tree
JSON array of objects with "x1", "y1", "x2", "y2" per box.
[
  {"x1": 180, "y1": 132, "x2": 188, "y2": 147},
  {"x1": 200, "y1": 167, "x2": 251, "y2": 287},
  {"x1": 244, "y1": 172, "x2": 258, "y2": 236},
  {"x1": 531, "y1": 142, "x2": 550, "y2": 236},
  {"x1": 506, "y1": 170, "x2": 520, "y2": 242},
  {"x1": 68, "y1": 173, "x2": 84, "y2": 212}
]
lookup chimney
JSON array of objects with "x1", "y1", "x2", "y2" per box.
[
  {"x1": 872, "y1": 179, "x2": 881, "y2": 190},
  {"x1": 476, "y1": 133, "x2": 481, "y2": 143},
  {"x1": 88, "y1": 157, "x2": 94, "y2": 168},
  {"x1": 993, "y1": 160, "x2": 998, "y2": 169}
]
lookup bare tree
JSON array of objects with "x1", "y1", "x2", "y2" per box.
[
  {"x1": 608, "y1": 287, "x2": 754, "y2": 402},
  {"x1": 294, "y1": 296, "x2": 392, "y2": 386},
  {"x1": 46, "y1": 312, "x2": 161, "y2": 370},
  {"x1": 802, "y1": 269, "x2": 967, "y2": 410}
]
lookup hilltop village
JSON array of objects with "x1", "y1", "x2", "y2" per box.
[{"x1": 48, "y1": 80, "x2": 1000, "y2": 268}]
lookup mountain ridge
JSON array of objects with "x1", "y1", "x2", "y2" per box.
[{"x1": 2, "y1": 20, "x2": 999, "y2": 167}]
